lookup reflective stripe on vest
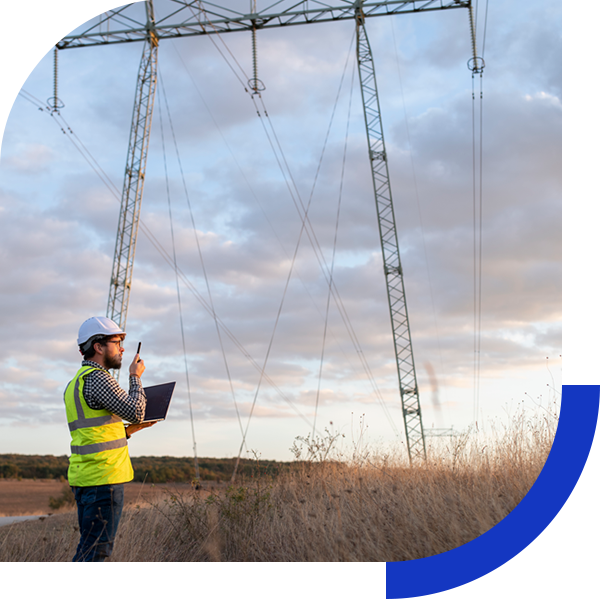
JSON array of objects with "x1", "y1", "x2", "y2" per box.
[
  {"x1": 64, "y1": 365, "x2": 134, "y2": 486},
  {"x1": 70, "y1": 437, "x2": 128, "y2": 455}
]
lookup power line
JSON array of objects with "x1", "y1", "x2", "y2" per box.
[
  {"x1": 313, "y1": 45, "x2": 356, "y2": 439},
  {"x1": 157, "y1": 82, "x2": 201, "y2": 480},
  {"x1": 468, "y1": 3, "x2": 486, "y2": 427},
  {"x1": 389, "y1": 17, "x2": 448, "y2": 410}
]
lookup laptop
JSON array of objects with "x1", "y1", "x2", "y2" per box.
[{"x1": 142, "y1": 381, "x2": 176, "y2": 423}]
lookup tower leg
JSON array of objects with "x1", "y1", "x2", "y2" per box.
[
  {"x1": 107, "y1": 1, "x2": 158, "y2": 331},
  {"x1": 355, "y1": 9, "x2": 426, "y2": 462}
]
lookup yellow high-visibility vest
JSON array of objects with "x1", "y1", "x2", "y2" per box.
[{"x1": 64, "y1": 365, "x2": 134, "y2": 486}]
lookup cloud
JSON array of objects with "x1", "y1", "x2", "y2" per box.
[{"x1": 2, "y1": 143, "x2": 56, "y2": 173}]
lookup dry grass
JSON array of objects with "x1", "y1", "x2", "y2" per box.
[{"x1": 0, "y1": 404, "x2": 557, "y2": 562}]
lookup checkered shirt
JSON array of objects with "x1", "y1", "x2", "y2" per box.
[{"x1": 80, "y1": 360, "x2": 146, "y2": 424}]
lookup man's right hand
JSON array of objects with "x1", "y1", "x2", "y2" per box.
[{"x1": 129, "y1": 354, "x2": 145, "y2": 378}]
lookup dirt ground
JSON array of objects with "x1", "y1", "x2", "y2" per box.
[{"x1": 0, "y1": 479, "x2": 213, "y2": 517}]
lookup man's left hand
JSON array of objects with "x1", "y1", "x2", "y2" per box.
[{"x1": 126, "y1": 422, "x2": 156, "y2": 437}]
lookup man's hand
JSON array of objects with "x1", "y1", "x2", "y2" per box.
[
  {"x1": 129, "y1": 353, "x2": 145, "y2": 378},
  {"x1": 125, "y1": 422, "x2": 155, "y2": 438}
]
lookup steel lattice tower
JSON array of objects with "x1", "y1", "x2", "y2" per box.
[{"x1": 56, "y1": 0, "x2": 474, "y2": 462}]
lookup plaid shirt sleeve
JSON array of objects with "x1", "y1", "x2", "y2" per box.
[{"x1": 81, "y1": 360, "x2": 147, "y2": 424}]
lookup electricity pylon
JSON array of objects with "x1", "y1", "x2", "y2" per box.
[{"x1": 56, "y1": 0, "x2": 473, "y2": 463}]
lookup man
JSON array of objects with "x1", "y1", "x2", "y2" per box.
[{"x1": 64, "y1": 316, "x2": 154, "y2": 562}]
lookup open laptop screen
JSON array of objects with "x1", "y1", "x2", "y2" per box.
[{"x1": 142, "y1": 381, "x2": 176, "y2": 423}]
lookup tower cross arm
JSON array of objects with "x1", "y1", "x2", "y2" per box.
[{"x1": 57, "y1": 0, "x2": 470, "y2": 49}]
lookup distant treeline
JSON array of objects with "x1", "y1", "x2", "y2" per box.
[{"x1": 0, "y1": 454, "x2": 294, "y2": 484}]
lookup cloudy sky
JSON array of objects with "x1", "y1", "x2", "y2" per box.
[{"x1": 0, "y1": 0, "x2": 561, "y2": 462}]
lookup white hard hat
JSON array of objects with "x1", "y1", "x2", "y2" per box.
[{"x1": 77, "y1": 316, "x2": 126, "y2": 346}]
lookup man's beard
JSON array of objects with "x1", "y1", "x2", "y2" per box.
[{"x1": 105, "y1": 353, "x2": 122, "y2": 370}]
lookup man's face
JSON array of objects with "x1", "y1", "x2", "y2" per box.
[{"x1": 98, "y1": 336, "x2": 125, "y2": 370}]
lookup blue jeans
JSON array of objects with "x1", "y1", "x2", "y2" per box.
[{"x1": 72, "y1": 484, "x2": 125, "y2": 562}]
